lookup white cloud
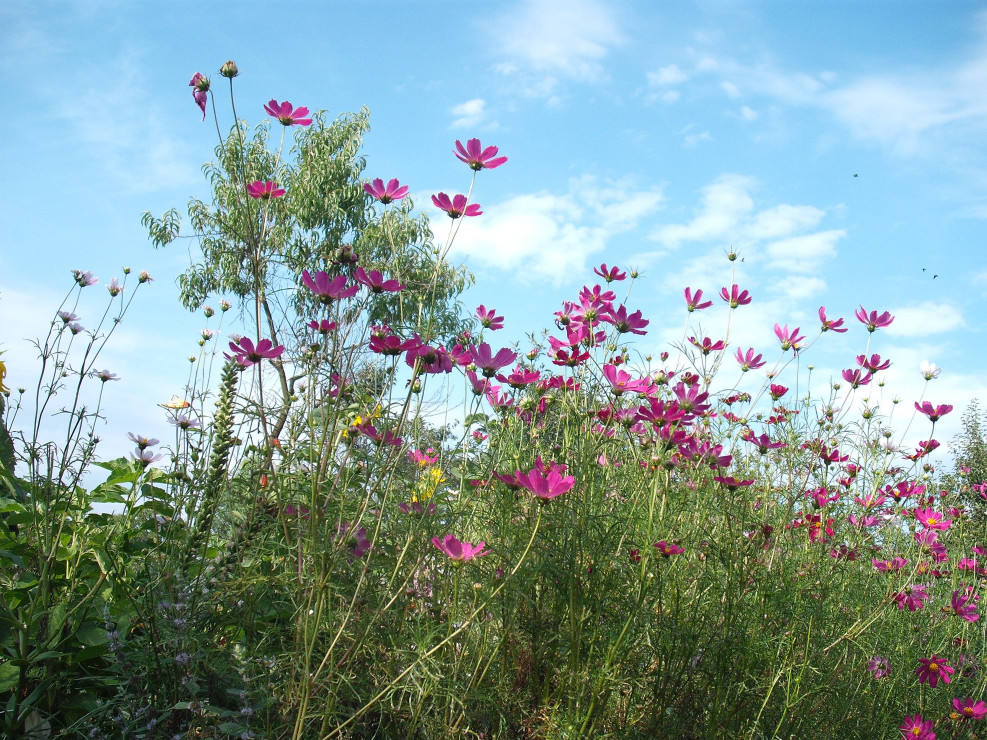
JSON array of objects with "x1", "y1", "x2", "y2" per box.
[
  {"x1": 886, "y1": 302, "x2": 965, "y2": 337},
  {"x1": 721, "y1": 80, "x2": 741, "y2": 99},
  {"x1": 652, "y1": 175, "x2": 755, "y2": 247},
  {"x1": 450, "y1": 98, "x2": 488, "y2": 129},
  {"x1": 764, "y1": 230, "x2": 845, "y2": 273},
  {"x1": 494, "y1": 0, "x2": 625, "y2": 90},
  {"x1": 740, "y1": 105, "x2": 758, "y2": 121},
  {"x1": 648, "y1": 64, "x2": 688, "y2": 86},
  {"x1": 443, "y1": 176, "x2": 663, "y2": 284}
]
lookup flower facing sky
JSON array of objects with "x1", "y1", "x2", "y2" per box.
[
  {"x1": 263, "y1": 99, "x2": 313, "y2": 126},
  {"x1": 363, "y1": 177, "x2": 409, "y2": 204},
  {"x1": 899, "y1": 714, "x2": 936, "y2": 740},
  {"x1": 454, "y1": 138, "x2": 508, "y2": 170},
  {"x1": 227, "y1": 337, "x2": 285, "y2": 367},
  {"x1": 855, "y1": 306, "x2": 895, "y2": 332},
  {"x1": 915, "y1": 401, "x2": 953, "y2": 422},
  {"x1": 915, "y1": 654, "x2": 954, "y2": 687},
  {"x1": 476, "y1": 305, "x2": 504, "y2": 330},
  {"x1": 432, "y1": 192, "x2": 482, "y2": 218},
  {"x1": 247, "y1": 180, "x2": 286, "y2": 199}
]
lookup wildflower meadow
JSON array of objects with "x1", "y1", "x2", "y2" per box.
[{"x1": 2, "y1": 62, "x2": 987, "y2": 740}]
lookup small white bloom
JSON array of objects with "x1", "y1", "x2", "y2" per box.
[{"x1": 920, "y1": 361, "x2": 941, "y2": 380}]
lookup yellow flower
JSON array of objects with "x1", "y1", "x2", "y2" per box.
[
  {"x1": 0, "y1": 359, "x2": 9, "y2": 394},
  {"x1": 412, "y1": 467, "x2": 446, "y2": 502}
]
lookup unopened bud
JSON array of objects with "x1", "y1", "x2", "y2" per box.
[{"x1": 219, "y1": 60, "x2": 239, "y2": 79}]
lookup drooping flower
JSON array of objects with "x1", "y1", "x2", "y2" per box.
[
  {"x1": 915, "y1": 401, "x2": 953, "y2": 422},
  {"x1": 948, "y1": 589, "x2": 980, "y2": 623},
  {"x1": 189, "y1": 72, "x2": 209, "y2": 120},
  {"x1": 818, "y1": 306, "x2": 847, "y2": 333},
  {"x1": 431, "y1": 192, "x2": 482, "y2": 218},
  {"x1": 454, "y1": 138, "x2": 508, "y2": 171},
  {"x1": 594, "y1": 263, "x2": 627, "y2": 282},
  {"x1": 301, "y1": 269, "x2": 359, "y2": 303},
  {"x1": 899, "y1": 714, "x2": 936, "y2": 739},
  {"x1": 855, "y1": 305, "x2": 894, "y2": 332},
  {"x1": 476, "y1": 305, "x2": 504, "y2": 330},
  {"x1": 363, "y1": 177, "x2": 409, "y2": 204},
  {"x1": 263, "y1": 99, "x2": 313, "y2": 126},
  {"x1": 227, "y1": 337, "x2": 285, "y2": 367},
  {"x1": 916, "y1": 654, "x2": 954, "y2": 687},
  {"x1": 247, "y1": 180, "x2": 286, "y2": 199},
  {"x1": 683, "y1": 287, "x2": 713, "y2": 312},
  {"x1": 432, "y1": 533, "x2": 490, "y2": 563},
  {"x1": 720, "y1": 284, "x2": 752, "y2": 308}
]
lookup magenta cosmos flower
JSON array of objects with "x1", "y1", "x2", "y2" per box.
[
  {"x1": 952, "y1": 698, "x2": 987, "y2": 720},
  {"x1": 949, "y1": 589, "x2": 980, "y2": 623},
  {"x1": 594, "y1": 263, "x2": 627, "y2": 282},
  {"x1": 514, "y1": 464, "x2": 575, "y2": 501},
  {"x1": 900, "y1": 714, "x2": 936, "y2": 740},
  {"x1": 476, "y1": 305, "x2": 504, "y2": 330},
  {"x1": 227, "y1": 337, "x2": 285, "y2": 367},
  {"x1": 432, "y1": 533, "x2": 490, "y2": 563},
  {"x1": 454, "y1": 138, "x2": 508, "y2": 170},
  {"x1": 468, "y1": 343, "x2": 518, "y2": 378},
  {"x1": 355, "y1": 267, "x2": 404, "y2": 293},
  {"x1": 735, "y1": 347, "x2": 765, "y2": 371},
  {"x1": 915, "y1": 401, "x2": 953, "y2": 422},
  {"x1": 600, "y1": 304, "x2": 649, "y2": 335},
  {"x1": 432, "y1": 192, "x2": 482, "y2": 218},
  {"x1": 683, "y1": 287, "x2": 713, "y2": 312},
  {"x1": 301, "y1": 269, "x2": 359, "y2": 303},
  {"x1": 364, "y1": 177, "x2": 409, "y2": 204},
  {"x1": 855, "y1": 305, "x2": 894, "y2": 332},
  {"x1": 893, "y1": 584, "x2": 930, "y2": 611},
  {"x1": 263, "y1": 99, "x2": 313, "y2": 126},
  {"x1": 247, "y1": 180, "x2": 285, "y2": 199},
  {"x1": 818, "y1": 306, "x2": 847, "y2": 333},
  {"x1": 720, "y1": 284, "x2": 752, "y2": 308},
  {"x1": 916, "y1": 655, "x2": 954, "y2": 687},
  {"x1": 774, "y1": 323, "x2": 805, "y2": 351},
  {"x1": 653, "y1": 540, "x2": 685, "y2": 557},
  {"x1": 867, "y1": 656, "x2": 891, "y2": 679}
]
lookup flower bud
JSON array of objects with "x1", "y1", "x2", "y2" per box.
[
  {"x1": 123, "y1": 266, "x2": 131, "y2": 275},
  {"x1": 138, "y1": 270, "x2": 152, "y2": 283},
  {"x1": 203, "y1": 305, "x2": 215, "y2": 318},
  {"x1": 219, "y1": 60, "x2": 239, "y2": 78}
]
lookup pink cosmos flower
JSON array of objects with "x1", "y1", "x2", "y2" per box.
[
  {"x1": 355, "y1": 267, "x2": 404, "y2": 293},
  {"x1": 769, "y1": 384, "x2": 788, "y2": 401},
  {"x1": 189, "y1": 72, "x2": 208, "y2": 120},
  {"x1": 899, "y1": 714, "x2": 935, "y2": 739},
  {"x1": 841, "y1": 369, "x2": 871, "y2": 389},
  {"x1": 855, "y1": 305, "x2": 894, "y2": 332},
  {"x1": 247, "y1": 180, "x2": 286, "y2": 199},
  {"x1": 263, "y1": 99, "x2": 313, "y2": 126},
  {"x1": 301, "y1": 269, "x2": 359, "y2": 303},
  {"x1": 818, "y1": 306, "x2": 847, "y2": 333},
  {"x1": 432, "y1": 192, "x2": 482, "y2": 218},
  {"x1": 432, "y1": 533, "x2": 490, "y2": 562},
  {"x1": 916, "y1": 655, "x2": 954, "y2": 687},
  {"x1": 735, "y1": 347, "x2": 765, "y2": 371},
  {"x1": 857, "y1": 353, "x2": 891, "y2": 374},
  {"x1": 688, "y1": 336, "x2": 725, "y2": 355},
  {"x1": 307, "y1": 319, "x2": 337, "y2": 333},
  {"x1": 600, "y1": 304, "x2": 649, "y2": 335},
  {"x1": 952, "y1": 698, "x2": 987, "y2": 720},
  {"x1": 227, "y1": 337, "x2": 285, "y2": 367},
  {"x1": 867, "y1": 655, "x2": 891, "y2": 679},
  {"x1": 653, "y1": 540, "x2": 685, "y2": 557},
  {"x1": 72, "y1": 269, "x2": 98, "y2": 287},
  {"x1": 514, "y1": 464, "x2": 575, "y2": 501},
  {"x1": 949, "y1": 589, "x2": 980, "y2": 622},
  {"x1": 741, "y1": 430, "x2": 786, "y2": 454},
  {"x1": 720, "y1": 284, "x2": 752, "y2": 308},
  {"x1": 915, "y1": 507, "x2": 952, "y2": 531},
  {"x1": 496, "y1": 365, "x2": 540, "y2": 388},
  {"x1": 915, "y1": 401, "x2": 953, "y2": 422},
  {"x1": 409, "y1": 448, "x2": 439, "y2": 466},
  {"x1": 476, "y1": 305, "x2": 504, "y2": 330},
  {"x1": 454, "y1": 138, "x2": 508, "y2": 170},
  {"x1": 683, "y1": 287, "x2": 713, "y2": 312},
  {"x1": 336, "y1": 522, "x2": 370, "y2": 559},
  {"x1": 363, "y1": 177, "x2": 409, "y2": 204},
  {"x1": 602, "y1": 364, "x2": 651, "y2": 396},
  {"x1": 128, "y1": 433, "x2": 159, "y2": 450},
  {"x1": 774, "y1": 323, "x2": 805, "y2": 351},
  {"x1": 594, "y1": 263, "x2": 627, "y2": 282},
  {"x1": 873, "y1": 556, "x2": 908, "y2": 571},
  {"x1": 894, "y1": 584, "x2": 930, "y2": 611},
  {"x1": 468, "y1": 343, "x2": 518, "y2": 378}
]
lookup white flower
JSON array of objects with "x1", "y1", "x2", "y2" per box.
[{"x1": 920, "y1": 361, "x2": 941, "y2": 380}]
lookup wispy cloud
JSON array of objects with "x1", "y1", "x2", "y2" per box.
[
  {"x1": 450, "y1": 98, "x2": 490, "y2": 129},
  {"x1": 886, "y1": 302, "x2": 966, "y2": 337},
  {"x1": 443, "y1": 176, "x2": 662, "y2": 284},
  {"x1": 493, "y1": 0, "x2": 626, "y2": 98}
]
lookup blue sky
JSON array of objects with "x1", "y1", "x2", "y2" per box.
[{"x1": 2, "y1": 0, "x2": 986, "y2": 465}]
